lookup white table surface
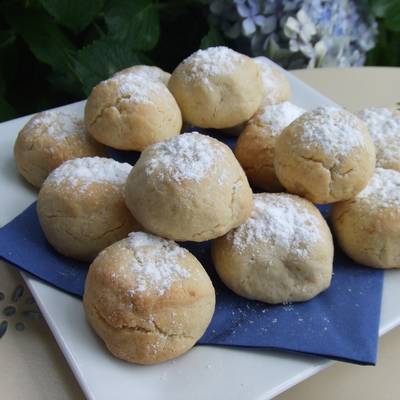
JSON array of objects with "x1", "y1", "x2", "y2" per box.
[{"x1": 0, "y1": 67, "x2": 399, "y2": 399}]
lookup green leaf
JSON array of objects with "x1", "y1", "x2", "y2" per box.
[
  {"x1": 0, "y1": 30, "x2": 16, "y2": 49},
  {"x1": 369, "y1": 0, "x2": 398, "y2": 17},
  {"x1": 39, "y1": 0, "x2": 105, "y2": 33},
  {"x1": 105, "y1": 0, "x2": 160, "y2": 51},
  {"x1": 0, "y1": 95, "x2": 16, "y2": 122},
  {"x1": 384, "y1": 2, "x2": 400, "y2": 31},
  {"x1": 72, "y1": 37, "x2": 152, "y2": 95},
  {"x1": 200, "y1": 27, "x2": 225, "y2": 49},
  {"x1": 5, "y1": 10, "x2": 76, "y2": 73}
]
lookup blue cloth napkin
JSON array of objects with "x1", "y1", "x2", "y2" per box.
[
  {"x1": 0, "y1": 202, "x2": 383, "y2": 365},
  {"x1": 0, "y1": 130, "x2": 384, "y2": 365}
]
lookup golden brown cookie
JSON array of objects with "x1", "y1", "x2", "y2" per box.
[
  {"x1": 357, "y1": 107, "x2": 400, "y2": 171},
  {"x1": 125, "y1": 132, "x2": 253, "y2": 242},
  {"x1": 212, "y1": 193, "x2": 333, "y2": 304},
  {"x1": 274, "y1": 107, "x2": 376, "y2": 203},
  {"x1": 254, "y1": 57, "x2": 291, "y2": 105},
  {"x1": 14, "y1": 111, "x2": 106, "y2": 188},
  {"x1": 85, "y1": 72, "x2": 182, "y2": 151},
  {"x1": 113, "y1": 65, "x2": 170, "y2": 85},
  {"x1": 84, "y1": 231, "x2": 215, "y2": 364},
  {"x1": 168, "y1": 46, "x2": 263, "y2": 129},
  {"x1": 332, "y1": 168, "x2": 400, "y2": 269},
  {"x1": 37, "y1": 157, "x2": 141, "y2": 261},
  {"x1": 235, "y1": 101, "x2": 304, "y2": 191}
]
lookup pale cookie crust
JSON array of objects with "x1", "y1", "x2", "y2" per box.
[
  {"x1": 125, "y1": 132, "x2": 253, "y2": 242},
  {"x1": 357, "y1": 107, "x2": 400, "y2": 171},
  {"x1": 274, "y1": 107, "x2": 376, "y2": 204},
  {"x1": 85, "y1": 72, "x2": 182, "y2": 151},
  {"x1": 113, "y1": 65, "x2": 171, "y2": 85},
  {"x1": 332, "y1": 168, "x2": 400, "y2": 269},
  {"x1": 37, "y1": 157, "x2": 141, "y2": 261},
  {"x1": 168, "y1": 46, "x2": 263, "y2": 129},
  {"x1": 212, "y1": 193, "x2": 333, "y2": 304},
  {"x1": 235, "y1": 101, "x2": 304, "y2": 191},
  {"x1": 254, "y1": 57, "x2": 291, "y2": 105},
  {"x1": 83, "y1": 232, "x2": 215, "y2": 364},
  {"x1": 14, "y1": 111, "x2": 106, "y2": 188}
]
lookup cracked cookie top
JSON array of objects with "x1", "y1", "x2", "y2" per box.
[
  {"x1": 114, "y1": 232, "x2": 190, "y2": 296},
  {"x1": 125, "y1": 131, "x2": 253, "y2": 242},
  {"x1": 106, "y1": 72, "x2": 165, "y2": 105},
  {"x1": 24, "y1": 110, "x2": 85, "y2": 140},
  {"x1": 228, "y1": 193, "x2": 322, "y2": 258},
  {"x1": 274, "y1": 106, "x2": 376, "y2": 203},
  {"x1": 179, "y1": 46, "x2": 244, "y2": 84},
  {"x1": 84, "y1": 67, "x2": 182, "y2": 152},
  {"x1": 254, "y1": 57, "x2": 291, "y2": 105},
  {"x1": 168, "y1": 46, "x2": 262, "y2": 129},
  {"x1": 112, "y1": 65, "x2": 170, "y2": 86},
  {"x1": 357, "y1": 168, "x2": 400, "y2": 209},
  {"x1": 212, "y1": 192, "x2": 333, "y2": 304},
  {"x1": 253, "y1": 101, "x2": 305, "y2": 136},
  {"x1": 45, "y1": 156, "x2": 132, "y2": 191},
  {"x1": 357, "y1": 107, "x2": 400, "y2": 170},
  {"x1": 297, "y1": 107, "x2": 368, "y2": 158},
  {"x1": 143, "y1": 132, "x2": 228, "y2": 184}
]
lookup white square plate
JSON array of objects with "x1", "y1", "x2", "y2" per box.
[{"x1": 1, "y1": 61, "x2": 399, "y2": 400}]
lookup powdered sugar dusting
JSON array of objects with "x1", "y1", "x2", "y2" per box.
[
  {"x1": 46, "y1": 157, "x2": 131, "y2": 190},
  {"x1": 126, "y1": 232, "x2": 190, "y2": 295},
  {"x1": 257, "y1": 101, "x2": 304, "y2": 136},
  {"x1": 182, "y1": 46, "x2": 244, "y2": 83},
  {"x1": 357, "y1": 107, "x2": 400, "y2": 167},
  {"x1": 114, "y1": 66, "x2": 169, "y2": 84},
  {"x1": 357, "y1": 168, "x2": 400, "y2": 208},
  {"x1": 107, "y1": 72, "x2": 165, "y2": 104},
  {"x1": 298, "y1": 107, "x2": 367, "y2": 157},
  {"x1": 27, "y1": 111, "x2": 84, "y2": 140},
  {"x1": 145, "y1": 131, "x2": 226, "y2": 184},
  {"x1": 229, "y1": 194, "x2": 322, "y2": 257},
  {"x1": 254, "y1": 57, "x2": 283, "y2": 103}
]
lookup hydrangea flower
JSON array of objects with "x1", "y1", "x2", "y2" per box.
[{"x1": 207, "y1": 0, "x2": 377, "y2": 68}]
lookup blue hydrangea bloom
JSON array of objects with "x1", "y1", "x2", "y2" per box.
[{"x1": 207, "y1": 0, "x2": 377, "y2": 68}]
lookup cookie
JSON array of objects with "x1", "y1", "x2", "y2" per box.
[
  {"x1": 332, "y1": 168, "x2": 400, "y2": 269},
  {"x1": 168, "y1": 46, "x2": 263, "y2": 128},
  {"x1": 85, "y1": 72, "x2": 182, "y2": 151},
  {"x1": 357, "y1": 107, "x2": 400, "y2": 171},
  {"x1": 212, "y1": 193, "x2": 333, "y2": 303},
  {"x1": 14, "y1": 111, "x2": 106, "y2": 188},
  {"x1": 235, "y1": 101, "x2": 304, "y2": 191},
  {"x1": 37, "y1": 157, "x2": 141, "y2": 261},
  {"x1": 84, "y1": 232, "x2": 215, "y2": 364},
  {"x1": 125, "y1": 132, "x2": 253, "y2": 242},
  {"x1": 274, "y1": 107, "x2": 376, "y2": 203}
]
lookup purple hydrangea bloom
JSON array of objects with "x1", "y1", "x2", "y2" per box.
[{"x1": 207, "y1": 0, "x2": 377, "y2": 68}]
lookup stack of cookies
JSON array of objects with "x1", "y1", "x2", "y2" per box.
[{"x1": 13, "y1": 46, "x2": 400, "y2": 365}]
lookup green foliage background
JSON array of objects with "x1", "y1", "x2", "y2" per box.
[{"x1": 0, "y1": 0, "x2": 399, "y2": 123}]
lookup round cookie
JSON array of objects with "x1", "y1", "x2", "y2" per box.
[
  {"x1": 14, "y1": 111, "x2": 106, "y2": 188},
  {"x1": 357, "y1": 107, "x2": 400, "y2": 171},
  {"x1": 212, "y1": 193, "x2": 333, "y2": 304},
  {"x1": 113, "y1": 65, "x2": 170, "y2": 85},
  {"x1": 83, "y1": 231, "x2": 215, "y2": 364},
  {"x1": 254, "y1": 57, "x2": 291, "y2": 105},
  {"x1": 85, "y1": 71, "x2": 182, "y2": 151},
  {"x1": 168, "y1": 46, "x2": 263, "y2": 129},
  {"x1": 235, "y1": 101, "x2": 305, "y2": 191},
  {"x1": 274, "y1": 107, "x2": 376, "y2": 204},
  {"x1": 125, "y1": 132, "x2": 253, "y2": 242},
  {"x1": 37, "y1": 157, "x2": 141, "y2": 261},
  {"x1": 332, "y1": 168, "x2": 400, "y2": 269}
]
